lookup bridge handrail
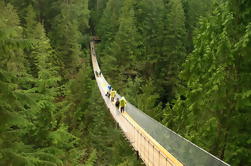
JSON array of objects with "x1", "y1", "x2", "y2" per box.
[{"x1": 90, "y1": 41, "x2": 230, "y2": 166}]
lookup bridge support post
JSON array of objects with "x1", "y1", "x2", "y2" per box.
[
  {"x1": 115, "y1": 122, "x2": 119, "y2": 129},
  {"x1": 136, "y1": 150, "x2": 139, "y2": 160}
]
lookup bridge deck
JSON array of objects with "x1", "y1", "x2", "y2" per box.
[{"x1": 90, "y1": 41, "x2": 230, "y2": 166}]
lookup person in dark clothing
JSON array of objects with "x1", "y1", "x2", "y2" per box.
[
  {"x1": 105, "y1": 85, "x2": 112, "y2": 97},
  {"x1": 115, "y1": 98, "x2": 120, "y2": 109}
]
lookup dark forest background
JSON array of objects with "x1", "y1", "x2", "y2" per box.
[{"x1": 0, "y1": 0, "x2": 250, "y2": 165}]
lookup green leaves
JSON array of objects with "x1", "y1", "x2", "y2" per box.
[
  {"x1": 163, "y1": 1, "x2": 251, "y2": 164},
  {"x1": 83, "y1": 149, "x2": 97, "y2": 166}
]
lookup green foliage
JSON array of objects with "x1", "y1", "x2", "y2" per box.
[
  {"x1": 63, "y1": 57, "x2": 141, "y2": 165},
  {"x1": 51, "y1": 12, "x2": 82, "y2": 79},
  {"x1": 1, "y1": 1, "x2": 88, "y2": 165},
  {"x1": 109, "y1": 0, "x2": 142, "y2": 82},
  {"x1": 97, "y1": 0, "x2": 122, "y2": 46},
  {"x1": 133, "y1": 0, "x2": 165, "y2": 77},
  {"x1": 163, "y1": 1, "x2": 251, "y2": 164},
  {"x1": 89, "y1": 0, "x2": 109, "y2": 34},
  {"x1": 94, "y1": 0, "x2": 250, "y2": 165},
  {"x1": 0, "y1": 2, "x2": 34, "y2": 165},
  {"x1": 155, "y1": 0, "x2": 187, "y2": 101},
  {"x1": 1, "y1": 0, "x2": 249, "y2": 165},
  {"x1": 0, "y1": 0, "x2": 142, "y2": 165},
  {"x1": 84, "y1": 149, "x2": 97, "y2": 166},
  {"x1": 182, "y1": 0, "x2": 213, "y2": 51},
  {"x1": 97, "y1": 0, "x2": 189, "y2": 102}
]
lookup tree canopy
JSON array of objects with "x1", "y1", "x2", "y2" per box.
[{"x1": 0, "y1": 0, "x2": 250, "y2": 165}]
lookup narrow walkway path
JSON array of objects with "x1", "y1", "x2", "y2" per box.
[{"x1": 90, "y1": 41, "x2": 230, "y2": 166}]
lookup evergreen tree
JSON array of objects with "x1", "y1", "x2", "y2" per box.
[
  {"x1": 182, "y1": 0, "x2": 213, "y2": 52},
  {"x1": 156, "y1": 0, "x2": 187, "y2": 102},
  {"x1": 163, "y1": 1, "x2": 251, "y2": 164},
  {"x1": 95, "y1": 0, "x2": 123, "y2": 85},
  {"x1": 133, "y1": 0, "x2": 165, "y2": 78},
  {"x1": 51, "y1": 8, "x2": 82, "y2": 79},
  {"x1": 96, "y1": 0, "x2": 122, "y2": 47},
  {"x1": 0, "y1": 3, "x2": 34, "y2": 165},
  {"x1": 103, "y1": 0, "x2": 142, "y2": 87},
  {"x1": 2, "y1": 0, "x2": 250, "y2": 165},
  {"x1": 23, "y1": 5, "x2": 40, "y2": 78},
  {"x1": 88, "y1": 0, "x2": 109, "y2": 34}
]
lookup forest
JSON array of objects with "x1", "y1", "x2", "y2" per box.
[{"x1": 0, "y1": 0, "x2": 250, "y2": 165}]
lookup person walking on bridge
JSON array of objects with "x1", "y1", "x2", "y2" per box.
[
  {"x1": 95, "y1": 71, "x2": 99, "y2": 77},
  {"x1": 110, "y1": 89, "x2": 117, "y2": 102},
  {"x1": 106, "y1": 85, "x2": 112, "y2": 97},
  {"x1": 115, "y1": 98, "x2": 120, "y2": 109},
  {"x1": 120, "y1": 97, "x2": 127, "y2": 113}
]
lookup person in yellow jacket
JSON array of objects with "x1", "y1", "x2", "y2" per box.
[
  {"x1": 119, "y1": 97, "x2": 127, "y2": 113},
  {"x1": 110, "y1": 89, "x2": 116, "y2": 102}
]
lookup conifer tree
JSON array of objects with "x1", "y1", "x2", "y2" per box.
[
  {"x1": 105, "y1": 0, "x2": 142, "y2": 87},
  {"x1": 0, "y1": 3, "x2": 33, "y2": 165},
  {"x1": 64, "y1": 61, "x2": 93, "y2": 131},
  {"x1": 133, "y1": 0, "x2": 165, "y2": 78},
  {"x1": 97, "y1": 0, "x2": 122, "y2": 47},
  {"x1": 157, "y1": 0, "x2": 187, "y2": 101},
  {"x1": 50, "y1": 3, "x2": 83, "y2": 79},
  {"x1": 0, "y1": 3, "x2": 60, "y2": 165},
  {"x1": 26, "y1": 22, "x2": 60, "y2": 145},
  {"x1": 89, "y1": 0, "x2": 109, "y2": 33},
  {"x1": 182, "y1": 0, "x2": 213, "y2": 51},
  {"x1": 23, "y1": 17, "x2": 84, "y2": 166},
  {"x1": 23, "y1": 5, "x2": 40, "y2": 78},
  {"x1": 164, "y1": 1, "x2": 251, "y2": 164}
]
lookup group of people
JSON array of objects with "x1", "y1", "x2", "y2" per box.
[
  {"x1": 105, "y1": 85, "x2": 127, "y2": 113},
  {"x1": 95, "y1": 70, "x2": 102, "y2": 77}
]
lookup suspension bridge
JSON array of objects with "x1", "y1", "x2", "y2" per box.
[{"x1": 90, "y1": 41, "x2": 230, "y2": 166}]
